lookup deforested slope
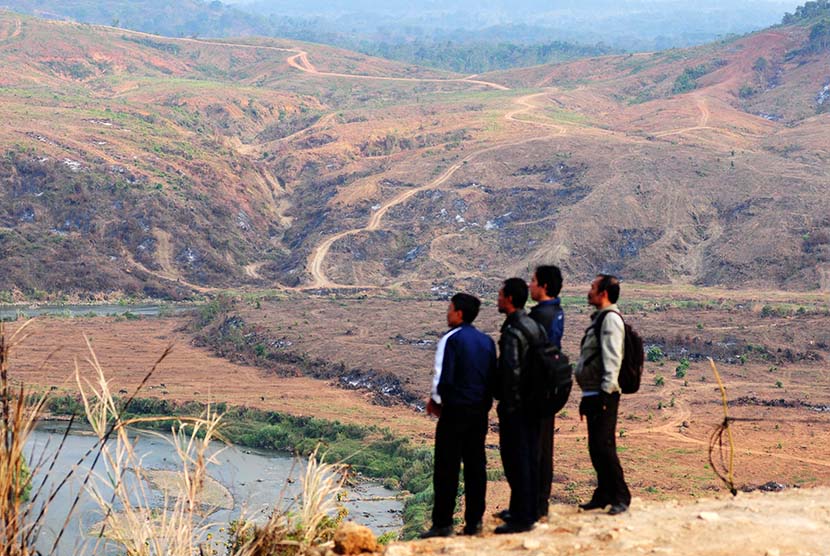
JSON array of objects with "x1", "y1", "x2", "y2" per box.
[{"x1": 1, "y1": 10, "x2": 829, "y2": 299}]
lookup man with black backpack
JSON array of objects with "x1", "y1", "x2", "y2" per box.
[
  {"x1": 494, "y1": 277, "x2": 549, "y2": 534},
  {"x1": 574, "y1": 274, "x2": 632, "y2": 516},
  {"x1": 528, "y1": 265, "x2": 566, "y2": 521}
]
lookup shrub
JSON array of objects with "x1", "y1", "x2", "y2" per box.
[
  {"x1": 675, "y1": 358, "x2": 690, "y2": 378},
  {"x1": 739, "y1": 85, "x2": 757, "y2": 99},
  {"x1": 646, "y1": 346, "x2": 664, "y2": 362}
]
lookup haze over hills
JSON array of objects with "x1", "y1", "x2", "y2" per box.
[
  {"x1": 0, "y1": 0, "x2": 806, "y2": 65},
  {"x1": 233, "y1": 0, "x2": 803, "y2": 50},
  {"x1": 0, "y1": 4, "x2": 829, "y2": 300}
]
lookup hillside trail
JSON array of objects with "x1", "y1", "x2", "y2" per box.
[
  {"x1": 305, "y1": 90, "x2": 570, "y2": 289},
  {"x1": 0, "y1": 16, "x2": 22, "y2": 42},
  {"x1": 81, "y1": 24, "x2": 506, "y2": 292},
  {"x1": 87, "y1": 23, "x2": 506, "y2": 91},
  {"x1": 653, "y1": 94, "x2": 713, "y2": 138},
  {"x1": 388, "y1": 486, "x2": 830, "y2": 556},
  {"x1": 120, "y1": 246, "x2": 215, "y2": 294},
  {"x1": 286, "y1": 50, "x2": 510, "y2": 90}
]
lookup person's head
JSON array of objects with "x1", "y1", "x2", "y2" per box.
[
  {"x1": 448, "y1": 292, "x2": 481, "y2": 327},
  {"x1": 530, "y1": 265, "x2": 563, "y2": 302},
  {"x1": 587, "y1": 274, "x2": 620, "y2": 309},
  {"x1": 498, "y1": 278, "x2": 528, "y2": 314}
]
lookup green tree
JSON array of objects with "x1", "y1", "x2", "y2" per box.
[{"x1": 809, "y1": 20, "x2": 830, "y2": 52}]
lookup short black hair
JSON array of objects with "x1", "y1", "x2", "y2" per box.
[
  {"x1": 535, "y1": 265, "x2": 563, "y2": 298},
  {"x1": 451, "y1": 292, "x2": 481, "y2": 323},
  {"x1": 596, "y1": 274, "x2": 621, "y2": 304},
  {"x1": 502, "y1": 277, "x2": 529, "y2": 309}
]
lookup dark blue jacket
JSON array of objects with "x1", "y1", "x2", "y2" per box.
[
  {"x1": 529, "y1": 298, "x2": 565, "y2": 348},
  {"x1": 437, "y1": 323, "x2": 497, "y2": 408}
]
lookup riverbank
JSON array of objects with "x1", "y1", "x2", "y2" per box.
[{"x1": 42, "y1": 395, "x2": 434, "y2": 539}]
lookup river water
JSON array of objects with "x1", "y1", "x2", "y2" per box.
[
  {"x1": 0, "y1": 303, "x2": 193, "y2": 320},
  {"x1": 26, "y1": 424, "x2": 402, "y2": 555}
]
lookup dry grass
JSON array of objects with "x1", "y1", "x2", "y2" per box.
[
  {"x1": 231, "y1": 448, "x2": 347, "y2": 556},
  {"x1": 0, "y1": 320, "x2": 48, "y2": 556}
]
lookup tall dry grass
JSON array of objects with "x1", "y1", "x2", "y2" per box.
[
  {"x1": 0, "y1": 320, "x2": 48, "y2": 556},
  {"x1": 1, "y1": 322, "x2": 351, "y2": 556},
  {"x1": 232, "y1": 448, "x2": 347, "y2": 556}
]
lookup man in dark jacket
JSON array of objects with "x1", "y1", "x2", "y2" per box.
[
  {"x1": 528, "y1": 265, "x2": 565, "y2": 520},
  {"x1": 421, "y1": 292, "x2": 497, "y2": 538},
  {"x1": 494, "y1": 278, "x2": 548, "y2": 534}
]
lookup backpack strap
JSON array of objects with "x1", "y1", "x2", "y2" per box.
[
  {"x1": 583, "y1": 310, "x2": 624, "y2": 365},
  {"x1": 593, "y1": 310, "x2": 624, "y2": 344}
]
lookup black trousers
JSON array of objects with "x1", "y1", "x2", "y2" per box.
[
  {"x1": 580, "y1": 393, "x2": 631, "y2": 507},
  {"x1": 537, "y1": 414, "x2": 554, "y2": 518},
  {"x1": 498, "y1": 405, "x2": 540, "y2": 526},
  {"x1": 432, "y1": 404, "x2": 489, "y2": 529}
]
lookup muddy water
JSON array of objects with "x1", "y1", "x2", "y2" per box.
[{"x1": 26, "y1": 424, "x2": 402, "y2": 555}]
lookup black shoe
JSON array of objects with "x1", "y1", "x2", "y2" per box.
[
  {"x1": 607, "y1": 503, "x2": 629, "y2": 516},
  {"x1": 578, "y1": 500, "x2": 608, "y2": 511},
  {"x1": 463, "y1": 522, "x2": 482, "y2": 536},
  {"x1": 494, "y1": 509, "x2": 512, "y2": 521},
  {"x1": 494, "y1": 522, "x2": 534, "y2": 535},
  {"x1": 419, "y1": 526, "x2": 454, "y2": 539}
]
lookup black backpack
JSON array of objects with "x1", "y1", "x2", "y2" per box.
[
  {"x1": 593, "y1": 310, "x2": 644, "y2": 394},
  {"x1": 514, "y1": 320, "x2": 573, "y2": 418}
]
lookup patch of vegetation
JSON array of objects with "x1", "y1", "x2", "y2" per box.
[
  {"x1": 675, "y1": 358, "x2": 690, "y2": 378},
  {"x1": 122, "y1": 35, "x2": 182, "y2": 55},
  {"x1": 782, "y1": 1, "x2": 830, "y2": 24},
  {"x1": 360, "y1": 40, "x2": 615, "y2": 73},
  {"x1": 646, "y1": 346, "x2": 665, "y2": 363},
  {"x1": 738, "y1": 84, "x2": 758, "y2": 99},
  {"x1": 672, "y1": 60, "x2": 727, "y2": 95}
]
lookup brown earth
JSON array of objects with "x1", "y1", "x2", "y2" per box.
[
  {"x1": 1, "y1": 13, "x2": 829, "y2": 298},
  {"x1": 7, "y1": 284, "x2": 830, "y2": 515},
  {"x1": 4, "y1": 316, "x2": 431, "y2": 438},
  {"x1": 384, "y1": 486, "x2": 830, "y2": 555}
]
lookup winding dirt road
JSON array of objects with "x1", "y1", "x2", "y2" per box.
[
  {"x1": 286, "y1": 50, "x2": 509, "y2": 90},
  {"x1": 305, "y1": 90, "x2": 571, "y2": 289}
]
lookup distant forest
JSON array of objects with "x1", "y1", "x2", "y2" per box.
[
  {"x1": 782, "y1": 0, "x2": 830, "y2": 22},
  {"x1": 2, "y1": 0, "x2": 821, "y2": 72},
  {"x1": 0, "y1": 0, "x2": 613, "y2": 71}
]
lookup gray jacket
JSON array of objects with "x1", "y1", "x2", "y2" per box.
[{"x1": 575, "y1": 305, "x2": 625, "y2": 394}]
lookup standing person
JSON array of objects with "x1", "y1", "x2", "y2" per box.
[
  {"x1": 421, "y1": 293, "x2": 497, "y2": 538},
  {"x1": 574, "y1": 274, "x2": 631, "y2": 515},
  {"x1": 528, "y1": 265, "x2": 565, "y2": 520},
  {"x1": 494, "y1": 278, "x2": 548, "y2": 534}
]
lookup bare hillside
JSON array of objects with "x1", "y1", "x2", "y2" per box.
[{"x1": 0, "y1": 12, "x2": 828, "y2": 298}]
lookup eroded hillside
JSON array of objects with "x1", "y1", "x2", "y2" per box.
[{"x1": 0, "y1": 12, "x2": 829, "y2": 298}]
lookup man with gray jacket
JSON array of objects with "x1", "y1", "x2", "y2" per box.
[{"x1": 574, "y1": 274, "x2": 631, "y2": 515}]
